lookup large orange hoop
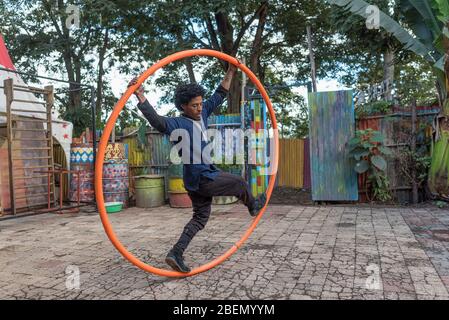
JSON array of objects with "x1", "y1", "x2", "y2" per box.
[{"x1": 95, "y1": 49, "x2": 279, "y2": 277}]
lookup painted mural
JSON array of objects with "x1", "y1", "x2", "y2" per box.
[{"x1": 308, "y1": 90, "x2": 358, "y2": 201}]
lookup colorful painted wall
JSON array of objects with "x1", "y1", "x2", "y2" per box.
[
  {"x1": 244, "y1": 99, "x2": 269, "y2": 197},
  {"x1": 121, "y1": 128, "x2": 171, "y2": 201},
  {"x1": 308, "y1": 90, "x2": 358, "y2": 201}
]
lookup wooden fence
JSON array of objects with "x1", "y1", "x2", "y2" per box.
[{"x1": 357, "y1": 108, "x2": 439, "y2": 203}]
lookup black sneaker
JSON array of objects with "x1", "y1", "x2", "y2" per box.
[
  {"x1": 249, "y1": 193, "x2": 267, "y2": 217},
  {"x1": 165, "y1": 249, "x2": 191, "y2": 273}
]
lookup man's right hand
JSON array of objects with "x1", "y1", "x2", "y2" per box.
[{"x1": 128, "y1": 77, "x2": 146, "y2": 103}]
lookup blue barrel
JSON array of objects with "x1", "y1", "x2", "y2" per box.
[{"x1": 69, "y1": 143, "x2": 94, "y2": 202}]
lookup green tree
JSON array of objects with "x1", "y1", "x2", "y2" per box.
[
  {"x1": 0, "y1": 0, "x2": 152, "y2": 135},
  {"x1": 327, "y1": 0, "x2": 449, "y2": 199}
]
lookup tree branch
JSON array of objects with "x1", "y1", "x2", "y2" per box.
[
  {"x1": 231, "y1": 1, "x2": 268, "y2": 55},
  {"x1": 76, "y1": 25, "x2": 94, "y2": 59},
  {"x1": 187, "y1": 20, "x2": 211, "y2": 49},
  {"x1": 205, "y1": 15, "x2": 221, "y2": 51},
  {"x1": 42, "y1": 0, "x2": 64, "y2": 39}
]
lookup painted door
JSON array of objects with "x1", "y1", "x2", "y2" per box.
[{"x1": 308, "y1": 90, "x2": 358, "y2": 201}]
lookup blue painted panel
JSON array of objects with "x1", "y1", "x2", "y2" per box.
[{"x1": 308, "y1": 90, "x2": 358, "y2": 201}]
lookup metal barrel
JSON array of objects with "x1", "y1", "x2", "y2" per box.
[
  {"x1": 102, "y1": 143, "x2": 130, "y2": 207},
  {"x1": 168, "y1": 191, "x2": 192, "y2": 208},
  {"x1": 167, "y1": 163, "x2": 191, "y2": 208},
  {"x1": 69, "y1": 143, "x2": 95, "y2": 203},
  {"x1": 134, "y1": 174, "x2": 165, "y2": 208},
  {"x1": 168, "y1": 176, "x2": 186, "y2": 192}
]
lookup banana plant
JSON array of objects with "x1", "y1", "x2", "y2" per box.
[
  {"x1": 326, "y1": 0, "x2": 442, "y2": 67},
  {"x1": 399, "y1": 0, "x2": 449, "y2": 199},
  {"x1": 327, "y1": 0, "x2": 449, "y2": 200}
]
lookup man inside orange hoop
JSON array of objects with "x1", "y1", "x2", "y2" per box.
[{"x1": 128, "y1": 65, "x2": 267, "y2": 273}]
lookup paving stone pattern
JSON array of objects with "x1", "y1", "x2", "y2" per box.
[{"x1": 1, "y1": 205, "x2": 449, "y2": 300}]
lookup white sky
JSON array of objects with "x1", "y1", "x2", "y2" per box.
[{"x1": 110, "y1": 72, "x2": 350, "y2": 117}]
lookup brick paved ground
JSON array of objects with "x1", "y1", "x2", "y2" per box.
[{"x1": 0, "y1": 204, "x2": 449, "y2": 300}]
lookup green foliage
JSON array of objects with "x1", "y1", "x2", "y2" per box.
[
  {"x1": 393, "y1": 56, "x2": 441, "y2": 106},
  {"x1": 328, "y1": 0, "x2": 443, "y2": 108},
  {"x1": 399, "y1": 0, "x2": 448, "y2": 100},
  {"x1": 356, "y1": 100, "x2": 394, "y2": 118},
  {"x1": 1, "y1": 0, "x2": 445, "y2": 146},
  {"x1": 370, "y1": 173, "x2": 392, "y2": 202},
  {"x1": 271, "y1": 83, "x2": 309, "y2": 139},
  {"x1": 0, "y1": 0, "x2": 151, "y2": 136},
  {"x1": 328, "y1": 0, "x2": 440, "y2": 66},
  {"x1": 62, "y1": 107, "x2": 92, "y2": 138},
  {"x1": 434, "y1": 200, "x2": 448, "y2": 208},
  {"x1": 349, "y1": 129, "x2": 392, "y2": 201},
  {"x1": 397, "y1": 148, "x2": 432, "y2": 188},
  {"x1": 429, "y1": 131, "x2": 449, "y2": 197}
]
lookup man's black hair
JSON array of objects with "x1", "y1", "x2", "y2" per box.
[{"x1": 174, "y1": 83, "x2": 206, "y2": 111}]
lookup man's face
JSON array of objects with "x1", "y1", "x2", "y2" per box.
[{"x1": 182, "y1": 96, "x2": 203, "y2": 120}]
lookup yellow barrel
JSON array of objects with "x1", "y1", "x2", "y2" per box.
[
  {"x1": 167, "y1": 176, "x2": 192, "y2": 208},
  {"x1": 168, "y1": 177, "x2": 186, "y2": 192}
]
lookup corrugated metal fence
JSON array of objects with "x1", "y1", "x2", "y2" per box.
[
  {"x1": 277, "y1": 138, "x2": 311, "y2": 189},
  {"x1": 120, "y1": 128, "x2": 171, "y2": 202},
  {"x1": 120, "y1": 128, "x2": 313, "y2": 195},
  {"x1": 308, "y1": 90, "x2": 358, "y2": 201}
]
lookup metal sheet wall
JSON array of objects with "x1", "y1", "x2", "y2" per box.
[
  {"x1": 309, "y1": 90, "x2": 358, "y2": 201},
  {"x1": 121, "y1": 129, "x2": 171, "y2": 202}
]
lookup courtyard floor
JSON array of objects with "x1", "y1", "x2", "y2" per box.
[{"x1": 1, "y1": 203, "x2": 449, "y2": 300}]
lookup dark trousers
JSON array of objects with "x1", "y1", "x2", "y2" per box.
[{"x1": 173, "y1": 172, "x2": 255, "y2": 254}]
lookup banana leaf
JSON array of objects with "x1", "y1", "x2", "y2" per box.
[
  {"x1": 429, "y1": 131, "x2": 449, "y2": 199},
  {"x1": 326, "y1": 0, "x2": 435, "y2": 62}
]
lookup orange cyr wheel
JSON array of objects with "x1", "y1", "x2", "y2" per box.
[{"x1": 95, "y1": 49, "x2": 279, "y2": 277}]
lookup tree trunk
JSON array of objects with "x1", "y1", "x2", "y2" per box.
[
  {"x1": 64, "y1": 58, "x2": 81, "y2": 111},
  {"x1": 62, "y1": 52, "x2": 77, "y2": 111},
  {"x1": 96, "y1": 28, "x2": 109, "y2": 122},
  {"x1": 227, "y1": 76, "x2": 241, "y2": 113},
  {"x1": 383, "y1": 48, "x2": 395, "y2": 101},
  {"x1": 250, "y1": 2, "x2": 268, "y2": 79},
  {"x1": 211, "y1": 3, "x2": 268, "y2": 113},
  {"x1": 73, "y1": 57, "x2": 82, "y2": 110},
  {"x1": 215, "y1": 11, "x2": 240, "y2": 113},
  {"x1": 307, "y1": 25, "x2": 317, "y2": 93},
  {"x1": 215, "y1": 11, "x2": 234, "y2": 55},
  {"x1": 175, "y1": 29, "x2": 197, "y2": 83},
  {"x1": 185, "y1": 58, "x2": 197, "y2": 83}
]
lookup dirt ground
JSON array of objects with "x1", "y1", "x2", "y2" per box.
[
  {"x1": 270, "y1": 186, "x2": 449, "y2": 209},
  {"x1": 270, "y1": 187, "x2": 313, "y2": 205}
]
